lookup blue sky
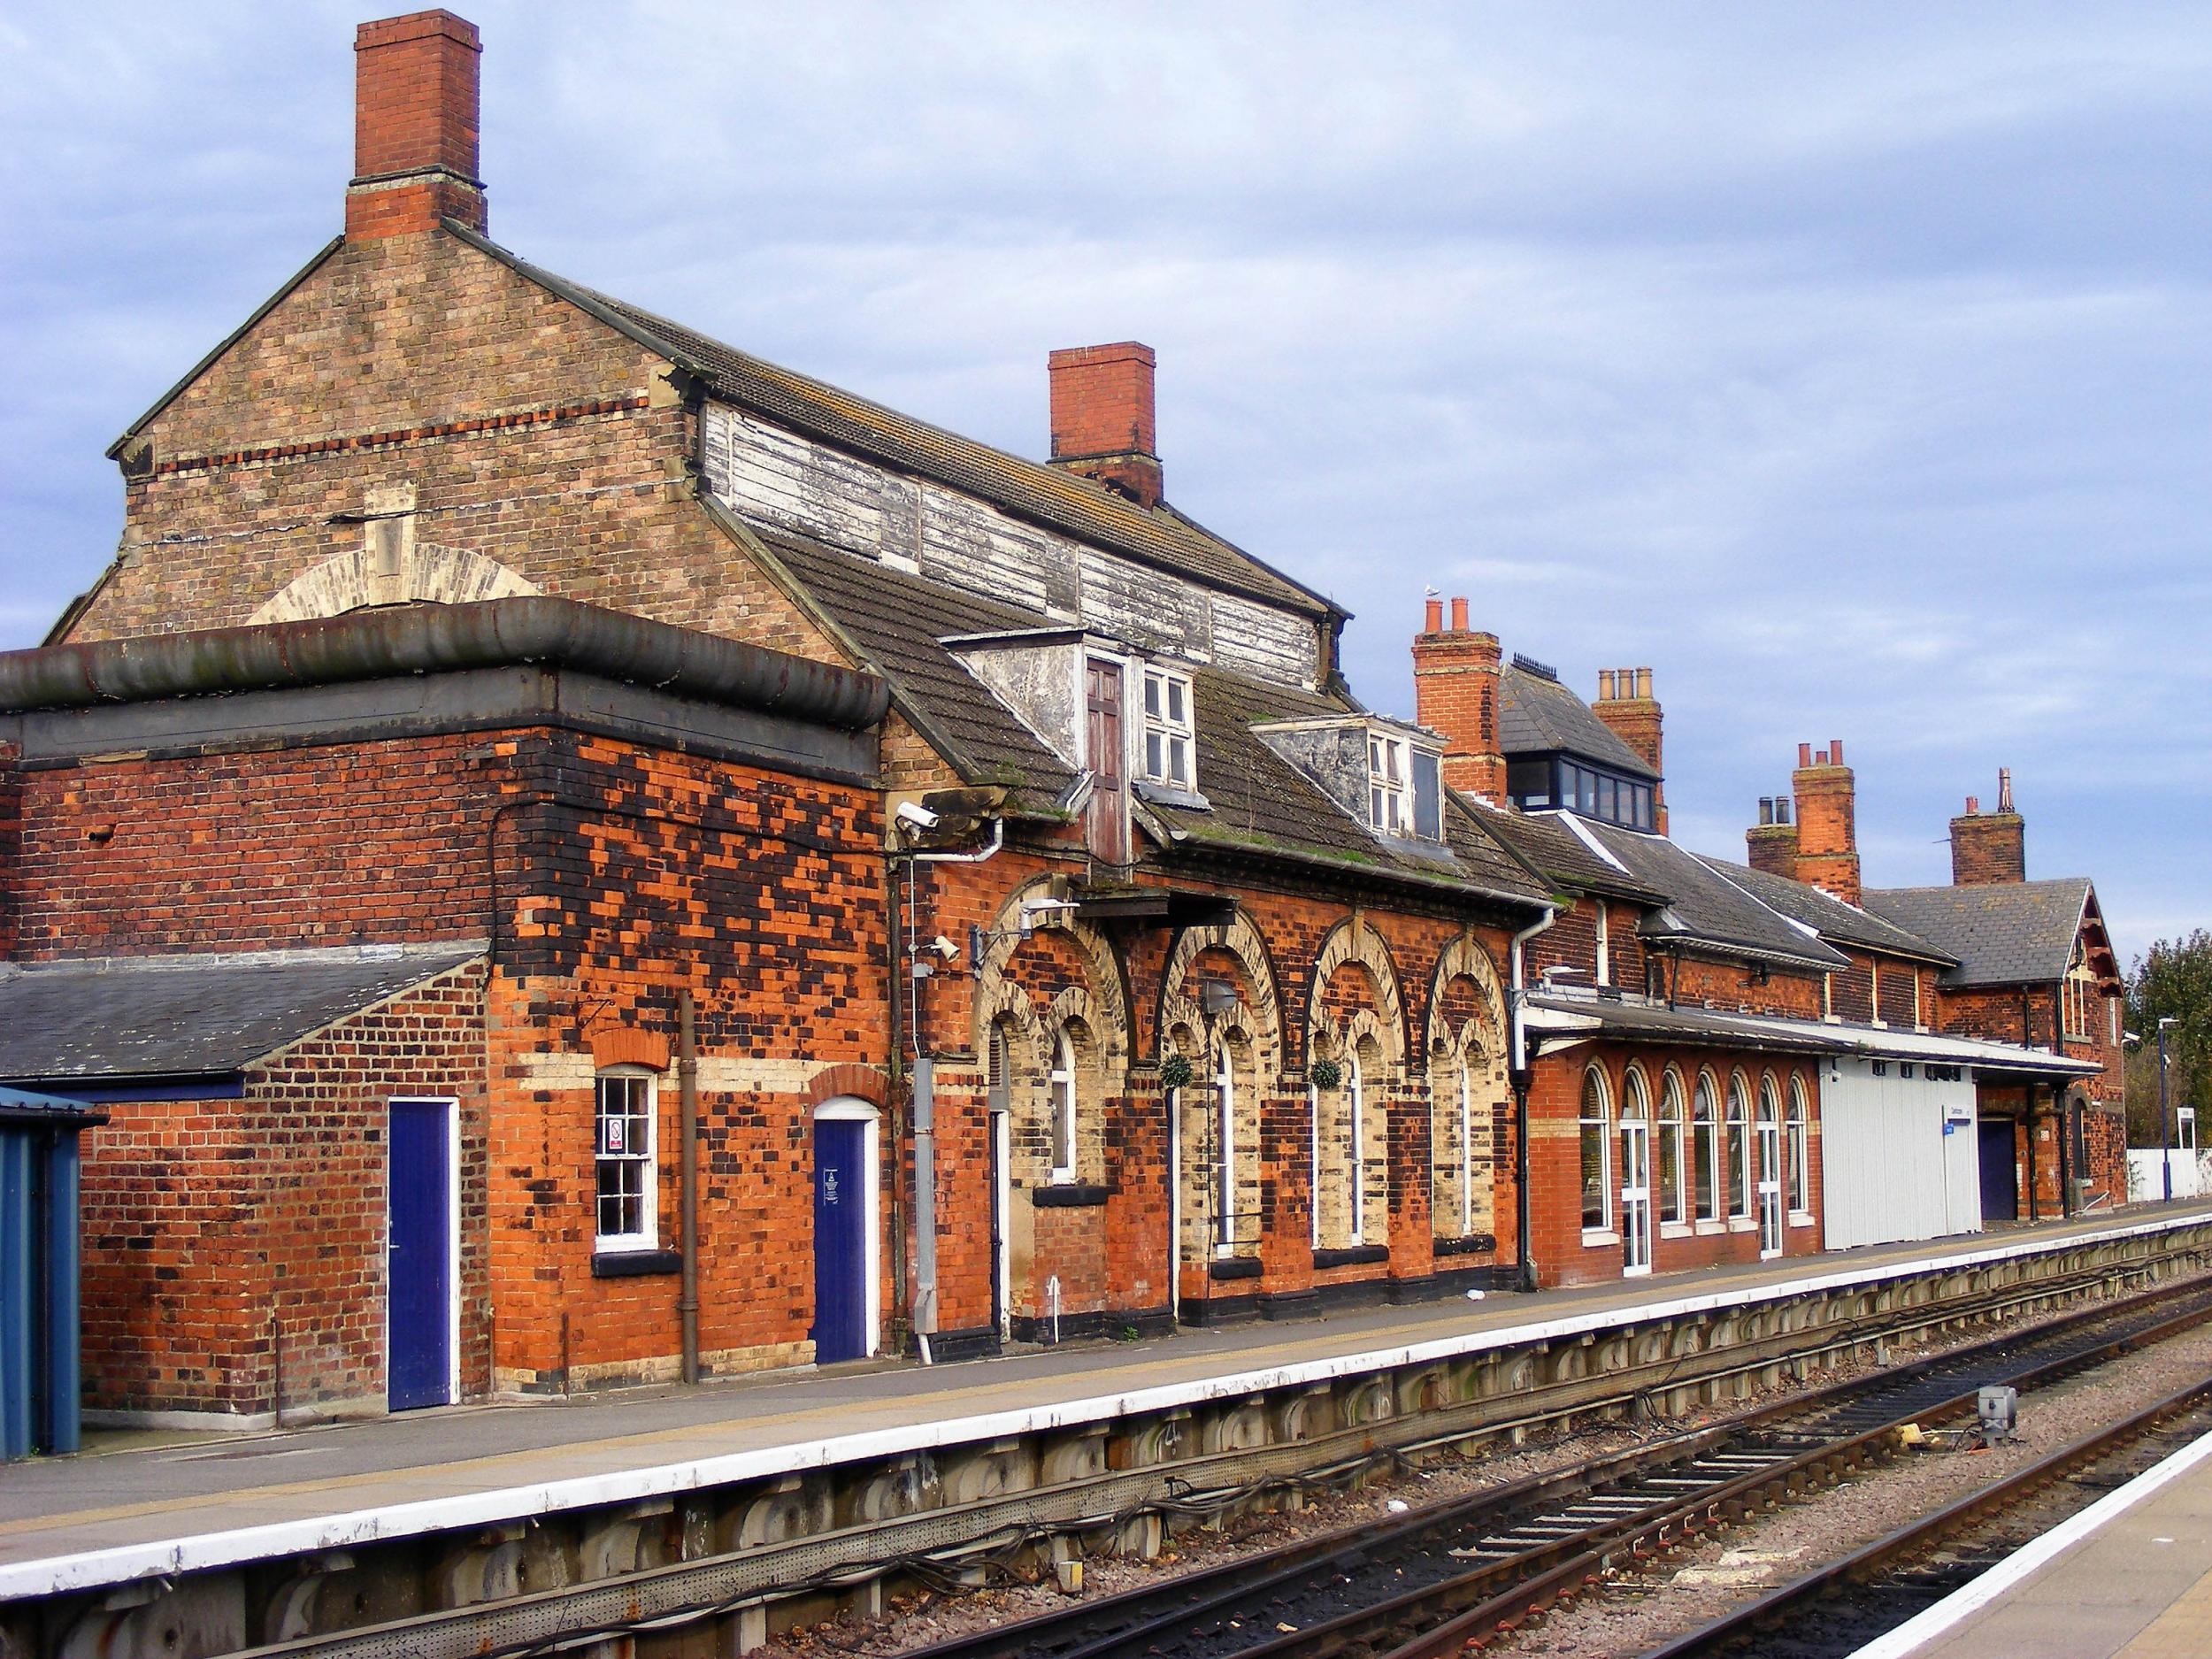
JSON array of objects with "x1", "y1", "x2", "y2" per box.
[{"x1": 3, "y1": 4, "x2": 2206, "y2": 956}]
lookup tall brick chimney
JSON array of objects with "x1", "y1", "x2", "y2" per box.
[
  {"x1": 1412, "y1": 595, "x2": 1506, "y2": 803},
  {"x1": 1950, "y1": 768, "x2": 2027, "y2": 885},
  {"x1": 1593, "y1": 666, "x2": 1666, "y2": 833},
  {"x1": 1746, "y1": 795, "x2": 1799, "y2": 878},
  {"x1": 1048, "y1": 343, "x2": 1162, "y2": 508},
  {"x1": 1791, "y1": 740, "x2": 1860, "y2": 905},
  {"x1": 346, "y1": 11, "x2": 486, "y2": 241}
]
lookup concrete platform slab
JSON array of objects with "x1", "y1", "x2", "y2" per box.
[{"x1": 4, "y1": 1202, "x2": 2207, "y2": 1602}]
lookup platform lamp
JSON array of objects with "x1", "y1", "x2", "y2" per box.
[{"x1": 2158, "y1": 1017, "x2": 2178, "y2": 1203}]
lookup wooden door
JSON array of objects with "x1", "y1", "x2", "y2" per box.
[{"x1": 1084, "y1": 657, "x2": 1131, "y2": 864}]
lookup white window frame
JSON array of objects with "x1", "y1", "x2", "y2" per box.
[
  {"x1": 1870, "y1": 959, "x2": 1885, "y2": 1027},
  {"x1": 594, "y1": 1068, "x2": 659, "y2": 1252},
  {"x1": 1786, "y1": 1076, "x2": 1813, "y2": 1221},
  {"x1": 1457, "y1": 1057, "x2": 1475, "y2": 1238},
  {"x1": 1141, "y1": 666, "x2": 1196, "y2": 790},
  {"x1": 1726, "y1": 1073, "x2": 1754, "y2": 1226},
  {"x1": 1367, "y1": 731, "x2": 1411, "y2": 836},
  {"x1": 1579, "y1": 1066, "x2": 1615, "y2": 1241},
  {"x1": 1659, "y1": 1070, "x2": 1689, "y2": 1233},
  {"x1": 1594, "y1": 904, "x2": 1611, "y2": 987},
  {"x1": 1693, "y1": 1072, "x2": 1723, "y2": 1231},
  {"x1": 1048, "y1": 1029, "x2": 1079, "y2": 1184}
]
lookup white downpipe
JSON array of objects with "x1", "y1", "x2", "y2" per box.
[
  {"x1": 1046, "y1": 1274, "x2": 1063, "y2": 1346},
  {"x1": 1509, "y1": 905, "x2": 1558, "y2": 1074}
]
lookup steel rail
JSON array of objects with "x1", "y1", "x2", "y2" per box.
[
  {"x1": 212, "y1": 1248, "x2": 2212, "y2": 1659},
  {"x1": 1633, "y1": 1378, "x2": 2212, "y2": 1659},
  {"x1": 896, "y1": 1271, "x2": 2212, "y2": 1659},
  {"x1": 1356, "y1": 1293, "x2": 2212, "y2": 1659}
]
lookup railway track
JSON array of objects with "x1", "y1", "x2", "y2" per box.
[
  {"x1": 1636, "y1": 1381, "x2": 2212, "y2": 1659},
  {"x1": 891, "y1": 1273, "x2": 2212, "y2": 1659}
]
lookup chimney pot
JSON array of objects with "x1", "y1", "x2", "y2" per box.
[
  {"x1": 1966, "y1": 795, "x2": 1979, "y2": 815},
  {"x1": 1599, "y1": 670, "x2": 1616, "y2": 701},
  {"x1": 1449, "y1": 595, "x2": 1469, "y2": 632},
  {"x1": 1424, "y1": 596, "x2": 1443, "y2": 634},
  {"x1": 1047, "y1": 342, "x2": 1161, "y2": 507},
  {"x1": 1798, "y1": 741, "x2": 1813, "y2": 769},
  {"x1": 1997, "y1": 767, "x2": 2015, "y2": 813},
  {"x1": 1758, "y1": 797, "x2": 1773, "y2": 826},
  {"x1": 1635, "y1": 667, "x2": 1652, "y2": 699},
  {"x1": 1831, "y1": 738, "x2": 1845, "y2": 765}
]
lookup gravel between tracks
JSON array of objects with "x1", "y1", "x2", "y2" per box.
[
  {"x1": 759, "y1": 1279, "x2": 2212, "y2": 1658},
  {"x1": 1482, "y1": 1315, "x2": 2212, "y2": 1658}
]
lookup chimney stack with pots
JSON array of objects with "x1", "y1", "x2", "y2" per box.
[
  {"x1": 1949, "y1": 768, "x2": 2027, "y2": 886},
  {"x1": 1789, "y1": 740, "x2": 1861, "y2": 904},
  {"x1": 347, "y1": 12, "x2": 486, "y2": 241},
  {"x1": 1412, "y1": 595, "x2": 1505, "y2": 803},
  {"x1": 1593, "y1": 665, "x2": 1666, "y2": 833},
  {"x1": 1048, "y1": 343, "x2": 1163, "y2": 508},
  {"x1": 1746, "y1": 793, "x2": 1799, "y2": 878}
]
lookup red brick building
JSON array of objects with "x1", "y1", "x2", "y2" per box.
[{"x1": 0, "y1": 11, "x2": 2124, "y2": 1420}]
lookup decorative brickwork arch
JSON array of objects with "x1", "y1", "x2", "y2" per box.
[
  {"x1": 588, "y1": 1027, "x2": 671, "y2": 1071},
  {"x1": 1157, "y1": 908, "x2": 1284, "y2": 1078},
  {"x1": 1305, "y1": 915, "x2": 1408, "y2": 1070},
  {"x1": 1425, "y1": 931, "x2": 1509, "y2": 1243},
  {"x1": 249, "y1": 542, "x2": 541, "y2": 624},
  {"x1": 971, "y1": 877, "x2": 1130, "y2": 1067}
]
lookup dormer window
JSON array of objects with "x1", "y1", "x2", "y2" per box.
[
  {"x1": 1508, "y1": 755, "x2": 1654, "y2": 830},
  {"x1": 1369, "y1": 732, "x2": 1409, "y2": 835},
  {"x1": 1141, "y1": 667, "x2": 1194, "y2": 789}
]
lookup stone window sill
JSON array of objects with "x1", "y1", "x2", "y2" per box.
[
  {"x1": 1580, "y1": 1227, "x2": 1618, "y2": 1248},
  {"x1": 1789, "y1": 1210, "x2": 1816, "y2": 1228},
  {"x1": 592, "y1": 1248, "x2": 680, "y2": 1278},
  {"x1": 1313, "y1": 1243, "x2": 1389, "y2": 1270},
  {"x1": 1432, "y1": 1233, "x2": 1495, "y2": 1257},
  {"x1": 1208, "y1": 1255, "x2": 1262, "y2": 1281},
  {"x1": 1659, "y1": 1222, "x2": 1693, "y2": 1240},
  {"x1": 1031, "y1": 1183, "x2": 1110, "y2": 1209},
  {"x1": 1694, "y1": 1218, "x2": 1726, "y2": 1235}
]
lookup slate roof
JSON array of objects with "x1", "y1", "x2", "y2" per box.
[
  {"x1": 747, "y1": 523, "x2": 1079, "y2": 815},
  {"x1": 746, "y1": 527, "x2": 1545, "y2": 905},
  {"x1": 1696, "y1": 855, "x2": 1957, "y2": 965},
  {"x1": 0, "y1": 944, "x2": 484, "y2": 1086},
  {"x1": 444, "y1": 225, "x2": 1333, "y2": 622},
  {"x1": 1471, "y1": 801, "x2": 1671, "y2": 903},
  {"x1": 1498, "y1": 665, "x2": 1659, "y2": 780},
  {"x1": 1862, "y1": 879, "x2": 2094, "y2": 989},
  {"x1": 1578, "y1": 820, "x2": 1850, "y2": 971}
]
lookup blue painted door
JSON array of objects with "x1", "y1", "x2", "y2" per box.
[
  {"x1": 388, "y1": 1100, "x2": 452, "y2": 1410},
  {"x1": 812, "y1": 1118, "x2": 869, "y2": 1363},
  {"x1": 1978, "y1": 1120, "x2": 2018, "y2": 1223}
]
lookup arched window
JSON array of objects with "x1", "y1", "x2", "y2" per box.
[
  {"x1": 1787, "y1": 1076, "x2": 1811, "y2": 1214},
  {"x1": 1659, "y1": 1069, "x2": 1688, "y2": 1225},
  {"x1": 1693, "y1": 1072, "x2": 1719, "y2": 1223},
  {"x1": 1348, "y1": 1047, "x2": 1368, "y2": 1244},
  {"x1": 1048, "y1": 1028, "x2": 1078, "y2": 1184},
  {"x1": 1621, "y1": 1065, "x2": 1649, "y2": 1127},
  {"x1": 1579, "y1": 1067, "x2": 1612, "y2": 1232},
  {"x1": 1214, "y1": 1041, "x2": 1237, "y2": 1250},
  {"x1": 1726, "y1": 1073, "x2": 1751, "y2": 1218}
]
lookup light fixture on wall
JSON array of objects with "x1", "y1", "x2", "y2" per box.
[{"x1": 1202, "y1": 979, "x2": 1240, "y2": 1018}]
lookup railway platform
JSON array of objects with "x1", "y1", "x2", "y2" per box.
[
  {"x1": 1856, "y1": 1421, "x2": 2212, "y2": 1659},
  {"x1": 5, "y1": 1203, "x2": 2210, "y2": 1658}
]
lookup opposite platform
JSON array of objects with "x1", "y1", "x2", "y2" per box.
[
  {"x1": 1854, "y1": 1422, "x2": 2212, "y2": 1659},
  {"x1": 4, "y1": 1202, "x2": 2208, "y2": 1601}
]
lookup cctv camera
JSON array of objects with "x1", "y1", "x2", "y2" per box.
[
  {"x1": 895, "y1": 801, "x2": 941, "y2": 833},
  {"x1": 929, "y1": 935, "x2": 960, "y2": 960}
]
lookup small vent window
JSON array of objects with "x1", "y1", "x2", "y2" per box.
[{"x1": 1368, "y1": 732, "x2": 1410, "y2": 835}]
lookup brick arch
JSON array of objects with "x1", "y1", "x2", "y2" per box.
[
  {"x1": 1158, "y1": 906, "x2": 1284, "y2": 1076},
  {"x1": 248, "y1": 541, "x2": 541, "y2": 624},
  {"x1": 971, "y1": 877, "x2": 1129, "y2": 1065},
  {"x1": 589, "y1": 1027, "x2": 671, "y2": 1071},
  {"x1": 1424, "y1": 930, "x2": 1506, "y2": 1059},
  {"x1": 1306, "y1": 915, "x2": 1407, "y2": 1071},
  {"x1": 805, "y1": 1064, "x2": 892, "y2": 1108}
]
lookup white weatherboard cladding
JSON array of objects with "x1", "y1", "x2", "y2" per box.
[
  {"x1": 702, "y1": 402, "x2": 1320, "y2": 687},
  {"x1": 1819, "y1": 1061, "x2": 1981, "y2": 1250}
]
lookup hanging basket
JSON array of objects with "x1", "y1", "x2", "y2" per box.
[
  {"x1": 1309, "y1": 1056, "x2": 1344, "y2": 1091},
  {"x1": 1159, "y1": 1052, "x2": 1195, "y2": 1091}
]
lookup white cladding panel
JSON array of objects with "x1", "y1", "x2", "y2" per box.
[
  {"x1": 701, "y1": 403, "x2": 1321, "y2": 688},
  {"x1": 1820, "y1": 1061, "x2": 1982, "y2": 1250}
]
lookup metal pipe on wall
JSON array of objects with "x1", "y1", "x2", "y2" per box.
[{"x1": 679, "y1": 989, "x2": 700, "y2": 1386}]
